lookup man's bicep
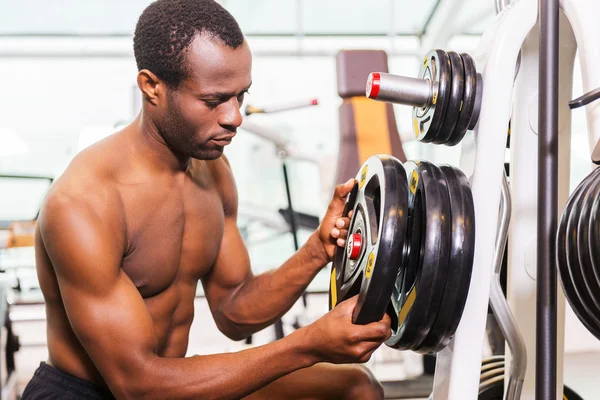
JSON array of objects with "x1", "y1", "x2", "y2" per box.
[{"x1": 39, "y1": 197, "x2": 157, "y2": 389}]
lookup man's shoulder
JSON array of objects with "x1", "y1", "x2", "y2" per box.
[{"x1": 42, "y1": 149, "x2": 124, "y2": 230}]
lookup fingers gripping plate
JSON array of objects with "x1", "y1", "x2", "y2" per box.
[{"x1": 329, "y1": 155, "x2": 409, "y2": 325}]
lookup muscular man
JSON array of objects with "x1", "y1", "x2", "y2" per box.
[{"x1": 22, "y1": 1, "x2": 391, "y2": 399}]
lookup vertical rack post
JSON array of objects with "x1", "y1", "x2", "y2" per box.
[{"x1": 537, "y1": 0, "x2": 559, "y2": 398}]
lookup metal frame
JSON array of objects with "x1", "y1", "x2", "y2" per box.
[{"x1": 433, "y1": 0, "x2": 600, "y2": 398}]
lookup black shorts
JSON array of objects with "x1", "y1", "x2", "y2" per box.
[{"x1": 21, "y1": 362, "x2": 116, "y2": 400}]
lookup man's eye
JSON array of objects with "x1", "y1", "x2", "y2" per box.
[{"x1": 204, "y1": 100, "x2": 220, "y2": 108}]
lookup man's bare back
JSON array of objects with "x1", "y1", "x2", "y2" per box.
[{"x1": 23, "y1": 1, "x2": 392, "y2": 399}]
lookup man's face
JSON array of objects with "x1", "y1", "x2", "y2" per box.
[{"x1": 158, "y1": 35, "x2": 252, "y2": 160}]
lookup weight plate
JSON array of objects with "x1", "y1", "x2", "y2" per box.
[
  {"x1": 433, "y1": 52, "x2": 465, "y2": 144},
  {"x1": 557, "y1": 168, "x2": 600, "y2": 339},
  {"x1": 417, "y1": 165, "x2": 475, "y2": 353},
  {"x1": 413, "y1": 50, "x2": 452, "y2": 143},
  {"x1": 329, "y1": 155, "x2": 409, "y2": 325},
  {"x1": 447, "y1": 53, "x2": 478, "y2": 146},
  {"x1": 564, "y1": 384, "x2": 585, "y2": 400},
  {"x1": 565, "y1": 170, "x2": 600, "y2": 330},
  {"x1": 576, "y1": 173, "x2": 600, "y2": 315},
  {"x1": 386, "y1": 161, "x2": 451, "y2": 350},
  {"x1": 587, "y1": 173, "x2": 600, "y2": 330},
  {"x1": 478, "y1": 377, "x2": 583, "y2": 400}
]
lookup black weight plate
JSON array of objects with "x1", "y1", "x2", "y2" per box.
[
  {"x1": 565, "y1": 171, "x2": 600, "y2": 327},
  {"x1": 433, "y1": 52, "x2": 465, "y2": 144},
  {"x1": 586, "y1": 173, "x2": 600, "y2": 326},
  {"x1": 417, "y1": 165, "x2": 475, "y2": 353},
  {"x1": 576, "y1": 174, "x2": 600, "y2": 315},
  {"x1": 413, "y1": 50, "x2": 452, "y2": 143},
  {"x1": 557, "y1": 168, "x2": 600, "y2": 339},
  {"x1": 478, "y1": 377, "x2": 584, "y2": 400},
  {"x1": 329, "y1": 155, "x2": 409, "y2": 325},
  {"x1": 329, "y1": 182, "x2": 359, "y2": 310},
  {"x1": 564, "y1": 384, "x2": 585, "y2": 400},
  {"x1": 447, "y1": 53, "x2": 478, "y2": 146},
  {"x1": 385, "y1": 161, "x2": 451, "y2": 350}
]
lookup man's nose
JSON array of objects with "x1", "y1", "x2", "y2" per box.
[{"x1": 219, "y1": 98, "x2": 243, "y2": 130}]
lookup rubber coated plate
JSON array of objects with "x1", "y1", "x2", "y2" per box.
[
  {"x1": 329, "y1": 155, "x2": 409, "y2": 325},
  {"x1": 557, "y1": 167, "x2": 600, "y2": 339},
  {"x1": 478, "y1": 377, "x2": 583, "y2": 400},
  {"x1": 576, "y1": 173, "x2": 600, "y2": 318},
  {"x1": 386, "y1": 161, "x2": 451, "y2": 351},
  {"x1": 565, "y1": 170, "x2": 600, "y2": 329},
  {"x1": 447, "y1": 53, "x2": 478, "y2": 146},
  {"x1": 433, "y1": 52, "x2": 465, "y2": 144},
  {"x1": 586, "y1": 174, "x2": 600, "y2": 331},
  {"x1": 413, "y1": 50, "x2": 451, "y2": 143},
  {"x1": 417, "y1": 165, "x2": 475, "y2": 353}
]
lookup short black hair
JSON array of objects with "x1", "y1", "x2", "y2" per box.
[{"x1": 133, "y1": 0, "x2": 244, "y2": 87}]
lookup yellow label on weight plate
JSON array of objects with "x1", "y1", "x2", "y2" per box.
[
  {"x1": 399, "y1": 286, "x2": 417, "y2": 325},
  {"x1": 359, "y1": 165, "x2": 368, "y2": 189},
  {"x1": 423, "y1": 57, "x2": 428, "y2": 68},
  {"x1": 413, "y1": 117, "x2": 419, "y2": 138},
  {"x1": 432, "y1": 91, "x2": 438, "y2": 105},
  {"x1": 410, "y1": 170, "x2": 419, "y2": 194},
  {"x1": 330, "y1": 267, "x2": 337, "y2": 307},
  {"x1": 365, "y1": 252, "x2": 375, "y2": 279}
]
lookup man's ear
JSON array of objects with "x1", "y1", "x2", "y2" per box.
[{"x1": 137, "y1": 69, "x2": 164, "y2": 106}]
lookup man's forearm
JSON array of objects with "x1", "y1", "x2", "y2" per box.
[
  {"x1": 219, "y1": 232, "x2": 328, "y2": 337},
  {"x1": 119, "y1": 329, "x2": 317, "y2": 400}
]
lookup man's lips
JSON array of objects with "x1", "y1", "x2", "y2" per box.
[{"x1": 211, "y1": 137, "x2": 233, "y2": 146}]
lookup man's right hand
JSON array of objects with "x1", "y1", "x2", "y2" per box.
[{"x1": 301, "y1": 296, "x2": 392, "y2": 364}]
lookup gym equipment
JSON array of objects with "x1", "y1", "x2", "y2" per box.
[
  {"x1": 556, "y1": 167, "x2": 600, "y2": 340},
  {"x1": 365, "y1": 50, "x2": 482, "y2": 146},
  {"x1": 402, "y1": 0, "x2": 600, "y2": 397},
  {"x1": 488, "y1": 173, "x2": 527, "y2": 400},
  {"x1": 427, "y1": 355, "x2": 583, "y2": 400},
  {"x1": 240, "y1": 99, "x2": 321, "y2": 340},
  {"x1": 329, "y1": 156, "x2": 476, "y2": 349},
  {"x1": 335, "y1": 50, "x2": 407, "y2": 186},
  {"x1": 415, "y1": 165, "x2": 475, "y2": 353},
  {"x1": 329, "y1": 155, "x2": 408, "y2": 324},
  {"x1": 387, "y1": 161, "x2": 452, "y2": 351},
  {"x1": 244, "y1": 98, "x2": 318, "y2": 116},
  {"x1": 478, "y1": 380, "x2": 584, "y2": 400}
]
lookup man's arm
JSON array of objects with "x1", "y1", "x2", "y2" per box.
[
  {"x1": 202, "y1": 158, "x2": 353, "y2": 340},
  {"x1": 39, "y1": 192, "x2": 321, "y2": 400}
]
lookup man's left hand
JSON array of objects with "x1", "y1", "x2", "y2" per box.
[{"x1": 316, "y1": 179, "x2": 356, "y2": 261}]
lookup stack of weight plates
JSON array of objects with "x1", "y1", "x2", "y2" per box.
[{"x1": 557, "y1": 167, "x2": 600, "y2": 340}]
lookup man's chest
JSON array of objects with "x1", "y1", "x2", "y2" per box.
[{"x1": 119, "y1": 179, "x2": 225, "y2": 298}]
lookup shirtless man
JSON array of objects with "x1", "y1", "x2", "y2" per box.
[{"x1": 22, "y1": 0, "x2": 392, "y2": 399}]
